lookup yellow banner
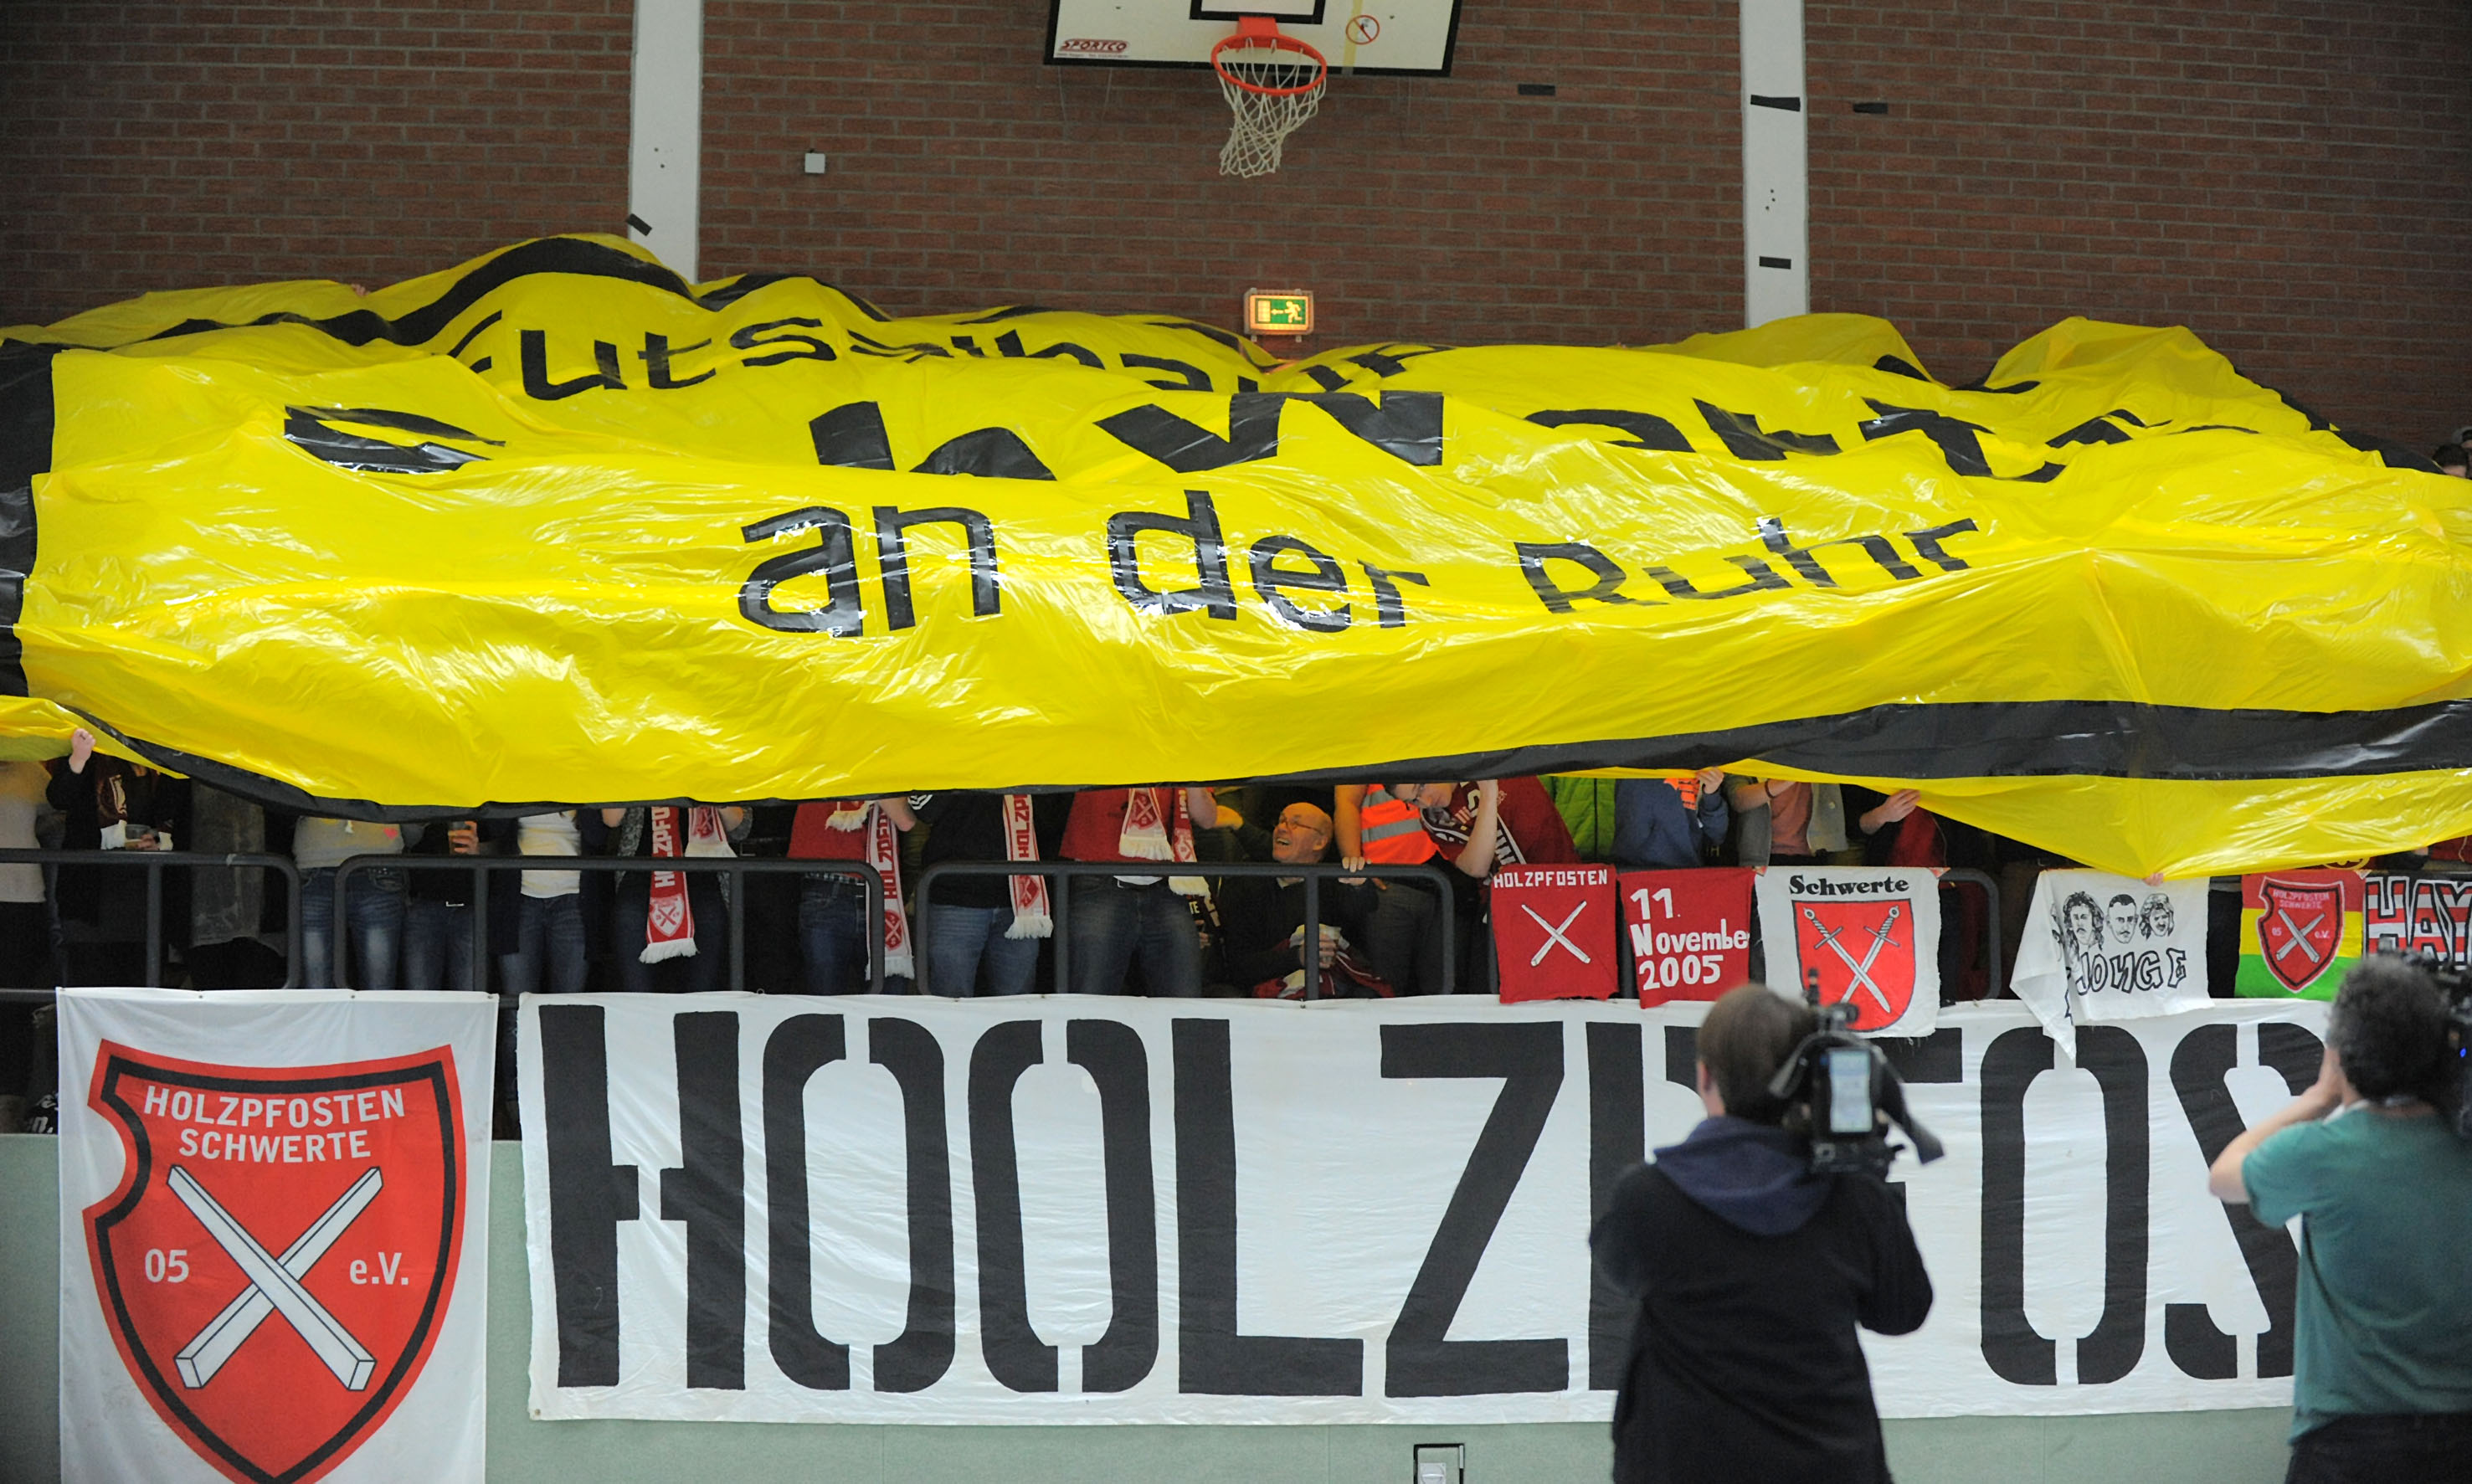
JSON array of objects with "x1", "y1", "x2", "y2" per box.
[{"x1": 4, "y1": 234, "x2": 2469, "y2": 877}]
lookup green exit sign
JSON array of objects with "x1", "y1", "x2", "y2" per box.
[{"x1": 1244, "y1": 289, "x2": 1314, "y2": 336}]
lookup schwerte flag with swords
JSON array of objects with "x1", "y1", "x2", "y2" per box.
[{"x1": 1754, "y1": 865, "x2": 1945, "y2": 1037}]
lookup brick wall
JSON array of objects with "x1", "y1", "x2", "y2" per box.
[
  {"x1": 5, "y1": 1, "x2": 2467, "y2": 440},
  {"x1": 0, "y1": 1, "x2": 634, "y2": 324},
  {"x1": 1806, "y1": 0, "x2": 2472, "y2": 445},
  {"x1": 700, "y1": 0, "x2": 1742, "y2": 352}
]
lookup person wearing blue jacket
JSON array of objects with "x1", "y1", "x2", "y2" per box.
[{"x1": 1611, "y1": 768, "x2": 1731, "y2": 870}]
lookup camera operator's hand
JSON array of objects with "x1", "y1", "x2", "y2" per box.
[
  {"x1": 2208, "y1": 1042, "x2": 2354, "y2": 1204},
  {"x1": 2297, "y1": 1042, "x2": 2349, "y2": 1120}
]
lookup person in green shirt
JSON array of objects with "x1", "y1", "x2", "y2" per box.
[{"x1": 2207, "y1": 955, "x2": 2472, "y2": 1482}]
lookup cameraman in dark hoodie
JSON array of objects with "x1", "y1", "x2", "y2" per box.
[{"x1": 1591, "y1": 984, "x2": 1933, "y2": 1484}]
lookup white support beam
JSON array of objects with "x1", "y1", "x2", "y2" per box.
[
  {"x1": 1740, "y1": 0, "x2": 1808, "y2": 327},
  {"x1": 628, "y1": 0, "x2": 703, "y2": 283}
]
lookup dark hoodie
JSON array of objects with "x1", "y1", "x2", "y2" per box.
[{"x1": 1591, "y1": 1117, "x2": 1933, "y2": 1484}]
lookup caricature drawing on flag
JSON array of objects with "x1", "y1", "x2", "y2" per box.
[{"x1": 2011, "y1": 870, "x2": 2211, "y2": 1045}]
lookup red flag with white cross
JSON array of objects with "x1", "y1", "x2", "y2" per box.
[{"x1": 1493, "y1": 864, "x2": 1617, "y2": 1001}]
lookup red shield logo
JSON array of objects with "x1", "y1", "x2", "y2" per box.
[
  {"x1": 2259, "y1": 878, "x2": 2342, "y2": 994},
  {"x1": 1791, "y1": 897, "x2": 1916, "y2": 1030},
  {"x1": 83, "y1": 1042, "x2": 467, "y2": 1484}
]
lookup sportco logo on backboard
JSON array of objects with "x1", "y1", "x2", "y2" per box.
[
  {"x1": 83, "y1": 1044, "x2": 467, "y2": 1484},
  {"x1": 1056, "y1": 36, "x2": 1129, "y2": 54},
  {"x1": 1793, "y1": 895, "x2": 1917, "y2": 1031},
  {"x1": 2258, "y1": 876, "x2": 2343, "y2": 994}
]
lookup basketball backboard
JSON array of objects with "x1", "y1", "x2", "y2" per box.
[{"x1": 1046, "y1": 1, "x2": 1462, "y2": 75}]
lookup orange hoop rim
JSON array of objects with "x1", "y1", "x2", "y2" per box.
[{"x1": 1210, "y1": 24, "x2": 1329, "y2": 97}]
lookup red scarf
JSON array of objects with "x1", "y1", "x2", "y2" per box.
[
  {"x1": 866, "y1": 804, "x2": 913, "y2": 978},
  {"x1": 1116, "y1": 787, "x2": 1205, "y2": 896},
  {"x1": 817, "y1": 801, "x2": 917, "y2": 978},
  {"x1": 642, "y1": 806, "x2": 727, "y2": 963},
  {"x1": 1002, "y1": 793, "x2": 1051, "y2": 938}
]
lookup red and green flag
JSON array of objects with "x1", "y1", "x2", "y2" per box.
[{"x1": 2237, "y1": 869, "x2": 2365, "y2": 999}]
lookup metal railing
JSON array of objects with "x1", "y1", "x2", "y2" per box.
[
  {"x1": 0, "y1": 849, "x2": 303, "y2": 997},
  {"x1": 913, "y1": 859, "x2": 1461, "y2": 999},
  {"x1": 331, "y1": 852, "x2": 887, "y2": 995},
  {"x1": 0, "y1": 845, "x2": 2024, "y2": 1005}
]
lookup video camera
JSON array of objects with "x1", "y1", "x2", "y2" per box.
[
  {"x1": 1765, "y1": 969, "x2": 1946, "y2": 1178},
  {"x1": 2408, "y1": 953, "x2": 2472, "y2": 1140}
]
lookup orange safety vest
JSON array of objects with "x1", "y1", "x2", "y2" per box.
[{"x1": 1359, "y1": 787, "x2": 1438, "y2": 864}]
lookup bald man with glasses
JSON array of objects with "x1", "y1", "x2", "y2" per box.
[{"x1": 1212, "y1": 803, "x2": 1380, "y2": 994}]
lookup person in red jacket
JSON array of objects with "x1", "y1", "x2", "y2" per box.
[
  {"x1": 1400, "y1": 776, "x2": 1580, "y2": 875},
  {"x1": 1059, "y1": 786, "x2": 1217, "y2": 996}
]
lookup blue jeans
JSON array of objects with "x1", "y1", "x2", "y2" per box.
[
  {"x1": 497, "y1": 892, "x2": 588, "y2": 1109},
  {"x1": 498, "y1": 893, "x2": 588, "y2": 996},
  {"x1": 300, "y1": 866, "x2": 406, "y2": 990},
  {"x1": 1066, "y1": 876, "x2": 1200, "y2": 996},
  {"x1": 799, "y1": 876, "x2": 871, "y2": 994},
  {"x1": 925, "y1": 902, "x2": 1040, "y2": 997},
  {"x1": 402, "y1": 898, "x2": 478, "y2": 991}
]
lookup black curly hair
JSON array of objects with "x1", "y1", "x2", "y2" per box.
[{"x1": 2330, "y1": 956, "x2": 2451, "y2": 1104}]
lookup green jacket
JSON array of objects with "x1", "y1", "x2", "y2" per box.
[{"x1": 1540, "y1": 775, "x2": 1620, "y2": 862}]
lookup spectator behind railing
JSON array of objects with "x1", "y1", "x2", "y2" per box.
[
  {"x1": 787, "y1": 798, "x2": 916, "y2": 994},
  {"x1": 290, "y1": 810, "x2": 403, "y2": 990},
  {"x1": 1540, "y1": 775, "x2": 1620, "y2": 863},
  {"x1": 50, "y1": 727, "x2": 189, "y2": 987},
  {"x1": 1335, "y1": 783, "x2": 1449, "y2": 994},
  {"x1": 911, "y1": 791, "x2": 1068, "y2": 997},
  {"x1": 496, "y1": 810, "x2": 597, "y2": 996},
  {"x1": 1612, "y1": 769, "x2": 1732, "y2": 870},
  {"x1": 1726, "y1": 777, "x2": 1845, "y2": 867},
  {"x1": 186, "y1": 783, "x2": 285, "y2": 989},
  {"x1": 737, "y1": 804, "x2": 802, "y2": 994},
  {"x1": 401, "y1": 815, "x2": 506, "y2": 992},
  {"x1": 1058, "y1": 786, "x2": 1216, "y2": 996},
  {"x1": 1844, "y1": 785, "x2": 1997, "y2": 999},
  {"x1": 602, "y1": 804, "x2": 747, "y2": 993},
  {"x1": 1399, "y1": 777, "x2": 1580, "y2": 993},
  {"x1": 1214, "y1": 802, "x2": 1384, "y2": 996}
]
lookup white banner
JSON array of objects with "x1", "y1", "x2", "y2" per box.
[
  {"x1": 2012, "y1": 872, "x2": 2213, "y2": 1046},
  {"x1": 520, "y1": 994, "x2": 2324, "y2": 1425},
  {"x1": 57, "y1": 988, "x2": 496, "y2": 1484},
  {"x1": 1754, "y1": 865, "x2": 1942, "y2": 1036}
]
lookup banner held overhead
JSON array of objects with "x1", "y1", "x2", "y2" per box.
[{"x1": 4, "y1": 236, "x2": 2470, "y2": 876}]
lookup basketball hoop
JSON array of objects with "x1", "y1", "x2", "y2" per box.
[{"x1": 1212, "y1": 15, "x2": 1327, "y2": 178}]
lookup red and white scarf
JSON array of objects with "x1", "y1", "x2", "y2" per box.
[
  {"x1": 642, "y1": 805, "x2": 732, "y2": 963},
  {"x1": 825, "y1": 801, "x2": 916, "y2": 978},
  {"x1": 1000, "y1": 793, "x2": 1052, "y2": 939},
  {"x1": 1422, "y1": 785, "x2": 1529, "y2": 873},
  {"x1": 1116, "y1": 787, "x2": 1205, "y2": 896}
]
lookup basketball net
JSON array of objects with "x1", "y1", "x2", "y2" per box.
[{"x1": 1214, "y1": 17, "x2": 1327, "y2": 178}]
